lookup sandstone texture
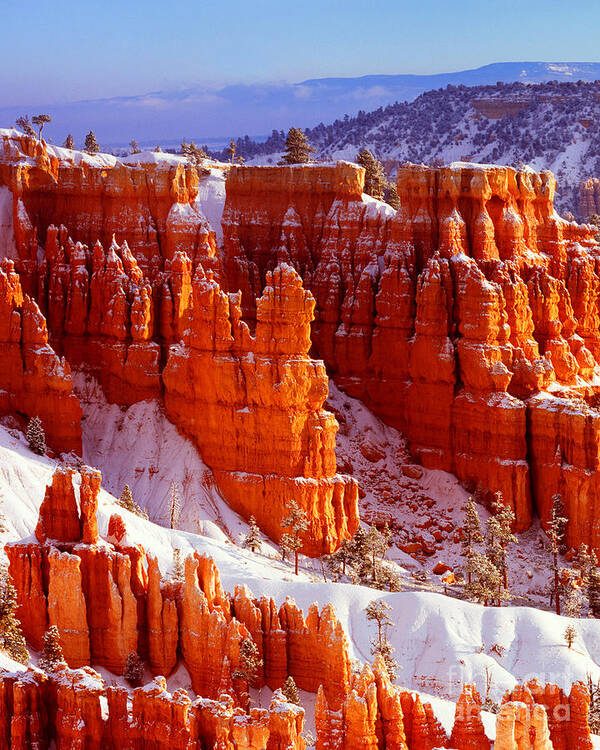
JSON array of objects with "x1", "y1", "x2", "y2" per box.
[
  {"x1": 0, "y1": 665, "x2": 305, "y2": 750},
  {"x1": 0, "y1": 137, "x2": 357, "y2": 555},
  {"x1": 163, "y1": 261, "x2": 359, "y2": 554}
]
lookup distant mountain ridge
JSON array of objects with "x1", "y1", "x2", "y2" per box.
[{"x1": 1, "y1": 61, "x2": 600, "y2": 147}]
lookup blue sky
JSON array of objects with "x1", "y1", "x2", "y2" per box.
[{"x1": 3, "y1": 0, "x2": 600, "y2": 105}]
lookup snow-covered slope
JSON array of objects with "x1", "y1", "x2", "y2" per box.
[
  {"x1": 74, "y1": 373, "x2": 246, "y2": 543},
  {"x1": 235, "y1": 79, "x2": 600, "y2": 217},
  {"x1": 2, "y1": 409, "x2": 600, "y2": 744}
]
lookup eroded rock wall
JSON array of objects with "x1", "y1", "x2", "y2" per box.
[
  {"x1": 7, "y1": 468, "x2": 354, "y2": 704},
  {"x1": 223, "y1": 162, "x2": 600, "y2": 546},
  {"x1": 0, "y1": 130, "x2": 219, "y2": 284},
  {"x1": 162, "y1": 262, "x2": 359, "y2": 555},
  {"x1": 0, "y1": 258, "x2": 81, "y2": 454},
  {"x1": 0, "y1": 667, "x2": 305, "y2": 750}
]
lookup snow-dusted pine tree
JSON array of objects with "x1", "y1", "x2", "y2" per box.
[
  {"x1": 282, "y1": 675, "x2": 300, "y2": 705},
  {"x1": 32, "y1": 114, "x2": 51, "y2": 140},
  {"x1": 233, "y1": 636, "x2": 263, "y2": 711},
  {"x1": 84, "y1": 130, "x2": 100, "y2": 154},
  {"x1": 279, "y1": 128, "x2": 314, "y2": 164},
  {"x1": 38, "y1": 626, "x2": 66, "y2": 672},
  {"x1": 366, "y1": 599, "x2": 399, "y2": 680},
  {"x1": 169, "y1": 482, "x2": 181, "y2": 529},
  {"x1": 125, "y1": 651, "x2": 144, "y2": 686},
  {"x1": 117, "y1": 484, "x2": 148, "y2": 519},
  {"x1": 0, "y1": 568, "x2": 28, "y2": 664},
  {"x1": 356, "y1": 149, "x2": 386, "y2": 200},
  {"x1": 461, "y1": 498, "x2": 483, "y2": 583},
  {"x1": 242, "y1": 516, "x2": 262, "y2": 553},
  {"x1": 172, "y1": 548, "x2": 185, "y2": 582},
  {"x1": 281, "y1": 500, "x2": 309, "y2": 575},
  {"x1": 26, "y1": 416, "x2": 46, "y2": 456}
]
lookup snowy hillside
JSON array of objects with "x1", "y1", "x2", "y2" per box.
[
  {"x1": 229, "y1": 79, "x2": 600, "y2": 217},
  {"x1": 0, "y1": 374, "x2": 600, "y2": 734},
  {"x1": 2, "y1": 402, "x2": 600, "y2": 743}
]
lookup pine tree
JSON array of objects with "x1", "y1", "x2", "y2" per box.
[
  {"x1": 169, "y1": 481, "x2": 181, "y2": 529},
  {"x1": 63, "y1": 134, "x2": 75, "y2": 149},
  {"x1": 364, "y1": 525, "x2": 390, "y2": 584},
  {"x1": 356, "y1": 149, "x2": 386, "y2": 200},
  {"x1": 366, "y1": 599, "x2": 398, "y2": 680},
  {"x1": 118, "y1": 483, "x2": 135, "y2": 511},
  {"x1": 327, "y1": 539, "x2": 354, "y2": 578},
  {"x1": 243, "y1": 516, "x2": 262, "y2": 553},
  {"x1": 461, "y1": 498, "x2": 483, "y2": 583},
  {"x1": 574, "y1": 543, "x2": 598, "y2": 588},
  {"x1": 548, "y1": 494, "x2": 568, "y2": 615},
  {"x1": 282, "y1": 500, "x2": 309, "y2": 575},
  {"x1": 282, "y1": 675, "x2": 300, "y2": 705},
  {"x1": 564, "y1": 624, "x2": 577, "y2": 649},
  {"x1": 349, "y1": 526, "x2": 369, "y2": 565},
  {"x1": 84, "y1": 131, "x2": 100, "y2": 154},
  {"x1": 125, "y1": 651, "x2": 144, "y2": 686},
  {"x1": 185, "y1": 142, "x2": 207, "y2": 169},
  {"x1": 465, "y1": 552, "x2": 502, "y2": 606},
  {"x1": 32, "y1": 114, "x2": 51, "y2": 140},
  {"x1": 490, "y1": 493, "x2": 517, "y2": 590},
  {"x1": 562, "y1": 571, "x2": 582, "y2": 618},
  {"x1": 0, "y1": 568, "x2": 28, "y2": 664},
  {"x1": 587, "y1": 673, "x2": 600, "y2": 733},
  {"x1": 588, "y1": 565, "x2": 600, "y2": 617},
  {"x1": 172, "y1": 548, "x2": 185, "y2": 582},
  {"x1": 385, "y1": 183, "x2": 400, "y2": 210},
  {"x1": 279, "y1": 128, "x2": 314, "y2": 165},
  {"x1": 26, "y1": 416, "x2": 46, "y2": 455},
  {"x1": 279, "y1": 533, "x2": 291, "y2": 562},
  {"x1": 15, "y1": 115, "x2": 35, "y2": 138},
  {"x1": 227, "y1": 139, "x2": 237, "y2": 163},
  {"x1": 129, "y1": 139, "x2": 141, "y2": 154},
  {"x1": 233, "y1": 636, "x2": 263, "y2": 711},
  {"x1": 38, "y1": 626, "x2": 66, "y2": 672},
  {"x1": 117, "y1": 485, "x2": 148, "y2": 519}
]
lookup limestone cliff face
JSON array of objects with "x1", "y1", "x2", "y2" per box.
[
  {"x1": 495, "y1": 701, "x2": 552, "y2": 750},
  {"x1": 0, "y1": 130, "x2": 219, "y2": 284},
  {"x1": 38, "y1": 225, "x2": 162, "y2": 404},
  {"x1": 8, "y1": 466, "x2": 137, "y2": 672},
  {"x1": 223, "y1": 161, "x2": 600, "y2": 547},
  {"x1": 0, "y1": 258, "x2": 81, "y2": 454},
  {"x1": 163, "y1": 262, "x2": 359, "y2": 555},
  {"x1": 503, "y1": 680, "x2": 594, "y2": 750}
]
